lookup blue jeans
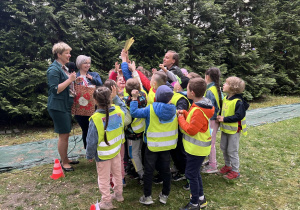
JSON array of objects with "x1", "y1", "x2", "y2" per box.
[
  {"x1": 143, "y1": 147, "x2": 171, "y2": 197},
  {"x1": 185, "y1": 153, "x2": 205, "y2": 204}
]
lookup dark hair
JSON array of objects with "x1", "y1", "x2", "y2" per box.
[
  {"x1": 205, "y1": 67, "x2": 222, "y2": 110},
  {"x1": 187, "y1": 72, "x2": 201, "y2": 79},
  {"x1": 188, "y1": 78, "x2": 206, "y2": 98},
  {"x1": 104, "y1": 79, "x2": 117, "y2": 91},
  {"x1": 125, "y1": 78, "x2": 140, "y2": 96},
  {"x1": 153, "y1": 71, "x2": 167, "y2": 87},
  {"x1": 93, "y1": 87, "x2": 112, "y2": 146},
  {"x1": 167, "y1": 50, "x2": 179, "y2": 66}
]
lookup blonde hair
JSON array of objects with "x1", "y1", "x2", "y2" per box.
[
  {"x1": 76, "y1": 55, "x2": 91, "y2": 69},
  {"x1": 226, "y1": 76, "x2": 245, "y2": 94},
  {"x1": 52, "y1": 42, "x2": 72, "y2": 59}
]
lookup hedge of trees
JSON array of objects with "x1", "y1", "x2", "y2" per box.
[{"x1": 0, "y1": 0, "x2": 299, "y2": 126}]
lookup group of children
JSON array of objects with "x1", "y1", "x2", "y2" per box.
[{"x1": 84, "y1": 51, "x2": 249, "y2": 210}]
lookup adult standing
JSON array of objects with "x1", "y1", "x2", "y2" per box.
[
  {"x1": 47, "y1": 42, "x2": 78, "y2": 172},
  {"x1": 75, "y1": 55, "x2": 103, "y2": 149}
]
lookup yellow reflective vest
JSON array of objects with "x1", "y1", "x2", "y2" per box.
[
  {"x1": 181, "y1": 107, "x2": 211, "y2": 156},
  {"x1": 147, "y1": 88, "x2": 156, "y2": 105},
  {"x1": 204, "y1": 85, "x2": 220, "y2": 109},
  {"x1": 171, "y1": 92, "x2": 191, "y2": 110},
  {"x1": 147, "y1": 104, "x2": 178, "y2": 152},
  {"x1": 90, "y1": 105, "x2": 125, "y2": 160},
  {"x1": 220, "y1": 97, "x2": 247, "y2": 136}
]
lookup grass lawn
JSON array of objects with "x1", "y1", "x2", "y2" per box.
[{"x1": 0, "y1": 96, "x2": 299, "y2": 209}]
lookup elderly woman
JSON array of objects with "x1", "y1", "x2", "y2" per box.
[
  {"x1": 47, "y1": 42, "x2": 78, "y2": 172},
  {"x1": 75, "y1": 55, "x2": 103, "y2": 149}
]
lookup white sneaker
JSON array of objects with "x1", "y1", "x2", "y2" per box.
[
  {"x1": 159, "y1": 192, "x2": 168, "y2": 204},
  {"x1": 202, "y1": 165, "x2": 218, "y2": 174},
  {"x1": 139, "y1": 195, "x2": 154, "y2": 205}
]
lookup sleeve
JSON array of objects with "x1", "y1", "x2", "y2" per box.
[
  {"x1": 176, "y1": 97, "x2": 189, "y2": 111},
  {"x1": 160, "y1": 69, "x2": 177, "y2": 82},
  {"x1": 130, "y1": 100, "x2": 149, "y2": 119},
  {"x1": 86, "y1": 119, "x2": 99, "y2": 160},
  {"x1": 178, "y1": 109, "x2": 207, "y2": 136},
  {"x1": 47, "y1": 68, "x2": 60, "y2": 95},
  {"x1": 121, "y1": 62, "x2": 132, "y2": 81},
  {"x1": 91, "y1": 72, "x2": 103, "y2": 86},
  {"x1": 132, "y1": 70, "x2": 143, "y2": 90},
  {"x1": 224, "y1": 100, "x2": 246, "y2": 123},
  {"x1": 109, "y1": 71, "x2": 117, "y2": 81},
  {"x1": 137, "y1": 70, "x2": 151, "y2": 91},
  {"x1": 113, "y1": 96, "x2": 127, "y2": 115}
]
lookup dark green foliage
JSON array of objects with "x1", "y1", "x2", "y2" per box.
[{"x1": 0, "y1": 0, "x2": 299, "y2": 125}]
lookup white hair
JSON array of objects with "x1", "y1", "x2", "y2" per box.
[{"x1": 76, "y1": 55, "x2": 91, "y2": 69}]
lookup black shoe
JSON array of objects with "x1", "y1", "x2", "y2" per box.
[
  {"x1": 183, "y1": 182, "x2": 190, "y2": 191},
  {"x1": 179, "y1": 202, "x2": 200, "y2": 210},
  {"x1": 153, "y1": 177, "x2": 163, "y2": 184},
  {"x1": 61, "y1": 165, "x2": 74, "y2": 172},
  {"x1": 199, "y1": 196, "x2": 207, "y2": 209},
  {"x1": 69, "y1": 160, "x2": 79, "y2": 165},
  {"x1": 172, "y1": 172, "x2": 186, "y2": 181}
]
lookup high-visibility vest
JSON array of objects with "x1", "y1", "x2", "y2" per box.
[
  {"x1": 220, "y1": 97, "x2": 247, "y2": 136},
  {"x1": 204, "y1": 85, "x2": 220, "y2": 109},
  {"x1": 181, "y1": 107, "x2": 211, "y2": 156},
  {"x1": 171, "y1": 92, "x2": 191, "y2": 110},
  {"x1": 147, "y1": 104, "x2": 178, "y2": 152},
  {"x1": 131, "y1": 118, "x2": 146, "y2": 133},
  {"x1": 147, "y1": 88, "x2": 156, "y2": 105},
  {"x1": 90, "y1": 105, "x2": 125, "y2": 160}
]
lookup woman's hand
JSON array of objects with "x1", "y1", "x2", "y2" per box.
[
  {"x1": 69, "y1": 72, "x2": 76, "y2": 82},
  {"x1": 159, "y1": 64, "x2": 167, "y2": 72},
  {"x1": 86, "y1": 74, "x2": 93, "y2": 81}
]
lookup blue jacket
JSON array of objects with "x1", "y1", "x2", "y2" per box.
[
  {"x1": 130, "y1": 101, "x2": 177, "y2": 143},
  {"x1": 76, "y1": 71, "x2": 103, "y2": 86},
  {"x1": 86, "y1": 96, "x2": 127, "y2": 162},
  {"x1": 47, "y1": 60, "x2": 72, "y2": 112}
]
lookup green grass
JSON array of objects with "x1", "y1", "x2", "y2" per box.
[
  {"x1": 0, "y1": 118, "x2": 299, "y2": 209},
  {"x1": 0, "y1": 95, "x2": 299, "y2": 209}
]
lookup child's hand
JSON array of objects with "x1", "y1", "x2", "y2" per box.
[
  {"x1": 111, "y1": 85, "x2": 117, "y2": 99},
  {"x1": 217, "y1": 115, "x2": 224, "y2": 122},
  {"x1": 159, "y1": 64, "x2": 167, "y2": 72},
  {"x1": 131, "y1": 89, "x2": 139, "y2": 100},
  {"x1": 152, "y1": 68, "x2": 157, "y2": 74},
  {"x1": 128, "y1": 61, "x2": 136, "y2": 72},
  {"x1": 177, "y1": 110, "x2": 184, "y2": 117}
]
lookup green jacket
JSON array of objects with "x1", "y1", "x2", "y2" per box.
[{"x1": 47, "y1": 60, "x2": 72, "y2": 112}]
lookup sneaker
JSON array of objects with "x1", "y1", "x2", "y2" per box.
[
  {"x1": 199, "y1": 196, "x2": 207, "y2": 209},
  {"x1": 219, "y1": 165, "x2": 232, "y2": 174},
  {"x1": 99, "y1": 201, "x2": 116, "y2": 210},
  {"x1": 159, "y1": 192, "x2": 168, "y2": 204},
  {"x1": 122, "y1": 178, "x2": 126, "y2": 187},
  {"x1": 183, "y1": 182, "x2": 190, "y2": 191},
  {"x1": 202, "y1": 160, "x2": 209, "y2": 166},
  {"x1": 179, "y1": 202, "x2": 200, "y2": 210},
  {"x1": 111, "y1": 193, "x2": 124, "y2": 202},
  {"x1": 153, "y1": 175, "x2": 163, "y2": 184},
  {"x1": 224, "y1": 171, "x2": 240, "y2": 180},
  {"x1": 172, "y1": 172, "x2": 186, "y2": 181},
  {"x1": 139, "y1": 195, "x2": 154, "y2": 205},
  {"x1": 201, "y1": 165, "x2": 218, "y2": 174}
]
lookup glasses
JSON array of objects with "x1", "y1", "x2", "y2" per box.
[{"x1": 83, "y1": 62, "x2": 91, "y2": 65}]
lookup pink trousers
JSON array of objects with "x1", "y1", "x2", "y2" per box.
[
  {"x1": 208, "y1": 120, "x2": 219, "y2": 168},
  {"x1": 96, "y1": 152, "x2": 123, "y2": 203}
]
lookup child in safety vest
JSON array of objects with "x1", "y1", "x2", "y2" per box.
[
  {"x1": 124, "y1": 78, "x2": 147, "y2": 184},
  {"x1": 178, "y1": 78, "x2": 215, "y2": 210},
  {"x1": 130, "y1": 85, "x2": 178, "y2": 206},
  {"x1": 86, "y1": 86, "x2": 127, "y2": 210},
  {"x1": 202, "y1": 67, "x2": 223, "y2": 174},
  {"x1": 217, "y1": 76, "x2": 249, "y2": 180}
]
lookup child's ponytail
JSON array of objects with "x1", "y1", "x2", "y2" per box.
[
  {"x1": 206, "y1": 67, "x2": 222, "y2": 112},
  {"x1": 103, "y1": 94, "x2": 110, "y2": 146}
]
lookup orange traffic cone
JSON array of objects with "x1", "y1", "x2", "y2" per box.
[{"x1": 50, "y1": 159, "x2": 65, "y2": 180}]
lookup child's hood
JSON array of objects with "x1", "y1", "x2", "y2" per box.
[
  {"x1": 193, "y1": 97, "x2": 215, "y2": 119},
  {"x1": 152, "y1": 102, "x2": 177, "y2": 121},
  {"x1": 228, "y1": 94, "x2": 250, "y2": 111}
]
